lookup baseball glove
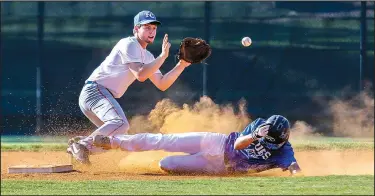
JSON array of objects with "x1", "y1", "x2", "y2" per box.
[{"x1": 177, "y1": 37, "x2": 212, "y2": 64}]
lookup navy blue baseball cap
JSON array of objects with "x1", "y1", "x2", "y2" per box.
[{"x1": 134, "y1": 10, "x2": 161, "y2": 26}]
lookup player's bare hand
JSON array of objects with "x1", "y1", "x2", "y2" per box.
[
  {"x1": 249, "y1": 124, "x2": 270, "y2": 140},
  {"x1": 288, "y1": 162, "x2": 303, "y2": 177},
  {"x1": 177, "y1": 59, "x2": 191, "y2": 68},
  {"x1": 256, "y1": 124, "x2": 270, "y2": 137},
  {"x1": 160, "y1": 34, "x2": 171, "y2": 59}
]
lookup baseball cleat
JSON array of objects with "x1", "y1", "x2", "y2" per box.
[
  {"x1": 68, "y1": 136, "x2": 87, "y2": 146},
  {"x1": 67, "y1": 142, "x2": 91, "y2": 165},
  {"x1": 93, "y1": 135, "x2": 111, "y2": 150}
]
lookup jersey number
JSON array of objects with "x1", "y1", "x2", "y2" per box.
[{"x1": 254, "y1": 143, "x2": 271, "y2": 160}]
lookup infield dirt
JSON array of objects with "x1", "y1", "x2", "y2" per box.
[{"x1": 1, "y1": 149, "x2": 373, "y2": 181}]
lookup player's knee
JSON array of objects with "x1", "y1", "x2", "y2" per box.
[
  {"x1": 159, "y1": 157, "x2": 174, "y2": 173},
  {"x1": 110, "y1": 119, "x2": 130, "y2": 135}
]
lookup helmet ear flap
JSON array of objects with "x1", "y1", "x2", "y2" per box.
[
  {"x1": 261, "y1": 115, "x2": 291, "y2": 150},
  {"x1": 279, "y1": 128, "x2": 290, "y2": 140}
]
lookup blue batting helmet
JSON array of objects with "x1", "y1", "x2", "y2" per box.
[{"x1": 259, "y1": 115, "x2": 291, "y2": 150}]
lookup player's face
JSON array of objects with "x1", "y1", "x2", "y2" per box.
[{"x1": 138, "y1": 24, "x2": 157, "y2": 44}]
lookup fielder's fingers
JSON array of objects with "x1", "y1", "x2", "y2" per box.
[
  {"x1": 164, "y1": 43, "x2": 170, "y2": 50},
  {"x1": 163, "y1": 34, "x2": 168, "y2": 43}
]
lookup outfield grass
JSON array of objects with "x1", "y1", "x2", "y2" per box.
[
  {"x1": 1, "y1": 175, "x2": 373, "y2": 195},
  {"x1": 290, "y1": 137, "x2": 374, "y2": 151},
  {"x1": 0, "y1": 143, "x2": 67, "y2": 151}
]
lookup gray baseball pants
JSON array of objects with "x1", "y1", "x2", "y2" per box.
[{"x1": 78, "y1": 82, "x2": 129, "y2": 151}]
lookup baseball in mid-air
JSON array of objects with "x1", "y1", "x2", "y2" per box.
[{"x1": 241, "y1": 37, "x2": 252, "y2": 47}]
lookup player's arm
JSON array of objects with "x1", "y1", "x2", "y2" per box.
[
  {"x1": 277, "y1": 144, "x2": 303, "y2": 176},
  {"x1": 148, "y1": 59, "x2": 191, "y2": 91},
  {"x1": 128, "y1": 56, "x2": 167, "y2": 82},
  {"x1": 127, "y1": 34, "x2": 171, "y2": 82},
  {"x1": 233, "y1": 135, "x2": 257, "y2": 150},
  {"x1": 234, "y1": 124, "x2": 270, "y2": 150}
]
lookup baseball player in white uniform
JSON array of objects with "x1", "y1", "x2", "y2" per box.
[{"x1": 67, "y1": 10, "x2": 191, "y2": 164}]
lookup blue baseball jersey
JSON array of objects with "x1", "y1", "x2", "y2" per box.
[{"x1": 224, "y1": 118, "x2": 297, "y2": 173}]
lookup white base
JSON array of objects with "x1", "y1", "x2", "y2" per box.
[{"x1": 8, "y1": 164, "x2": 73, "y2": 174}]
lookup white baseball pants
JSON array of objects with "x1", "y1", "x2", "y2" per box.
[{"x1": 111, "y1": 132, "x2": 228, "y2": 174}]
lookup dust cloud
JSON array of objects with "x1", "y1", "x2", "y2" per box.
[
  {"x1": 289, "y1": 120, "x2": 322, "y2": 138},
  {"x1": 128, "y1": 96, "x2": 250, "y2": 135},
  {"x1": 287, "y1": 90, "x2": 374, "y2": 139},
  {"x1": 329, "y1": 91, "x2": 374, "y2": 138},
  {"x1": 128, "y1": 90, "x2": 374, "y2": 139}
]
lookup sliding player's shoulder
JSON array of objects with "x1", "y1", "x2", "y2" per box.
[
  {"x1": 279, "y1": 142, "x2": 294, "y2": 153},
  {"x1": 253, "y1": 118, "x2": 266, "y2": 124},
  {"x1": 250, "y1": 118, "x2": 266, "y2": 128}
]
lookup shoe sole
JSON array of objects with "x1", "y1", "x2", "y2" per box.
[{"x1": 67, "y1": 145, "x2": 91, "y2": 165}]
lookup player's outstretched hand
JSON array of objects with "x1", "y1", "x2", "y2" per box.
[
  {"x1": 250, "y1": 124, "x2": 270, "y2": 140},
  {"x1": 257, "y1": 124, "x2": 270, "y2": 137},
  {"x1": 288, "y1": 162, "x2": 303, "y2": 177},
  {"x1": 161, "y1": 34, "x2": 171, "y2": 59}
]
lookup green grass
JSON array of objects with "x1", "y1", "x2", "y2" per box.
[
  {"x1": 1, "y1": 143, "x2": 67, "y2": 151},
  {"x1": 290, "y1": 137, "x2": 374, "y2": 150},
  {"x1": 293, "y1": 142, "x2": 374, "y2": 151},
  {"x1": 1, "y1": 175, "x2": 374, "y2": 195},
  {"x1": 0, "y1": 136, "x2": 69, "y2": 143}
]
